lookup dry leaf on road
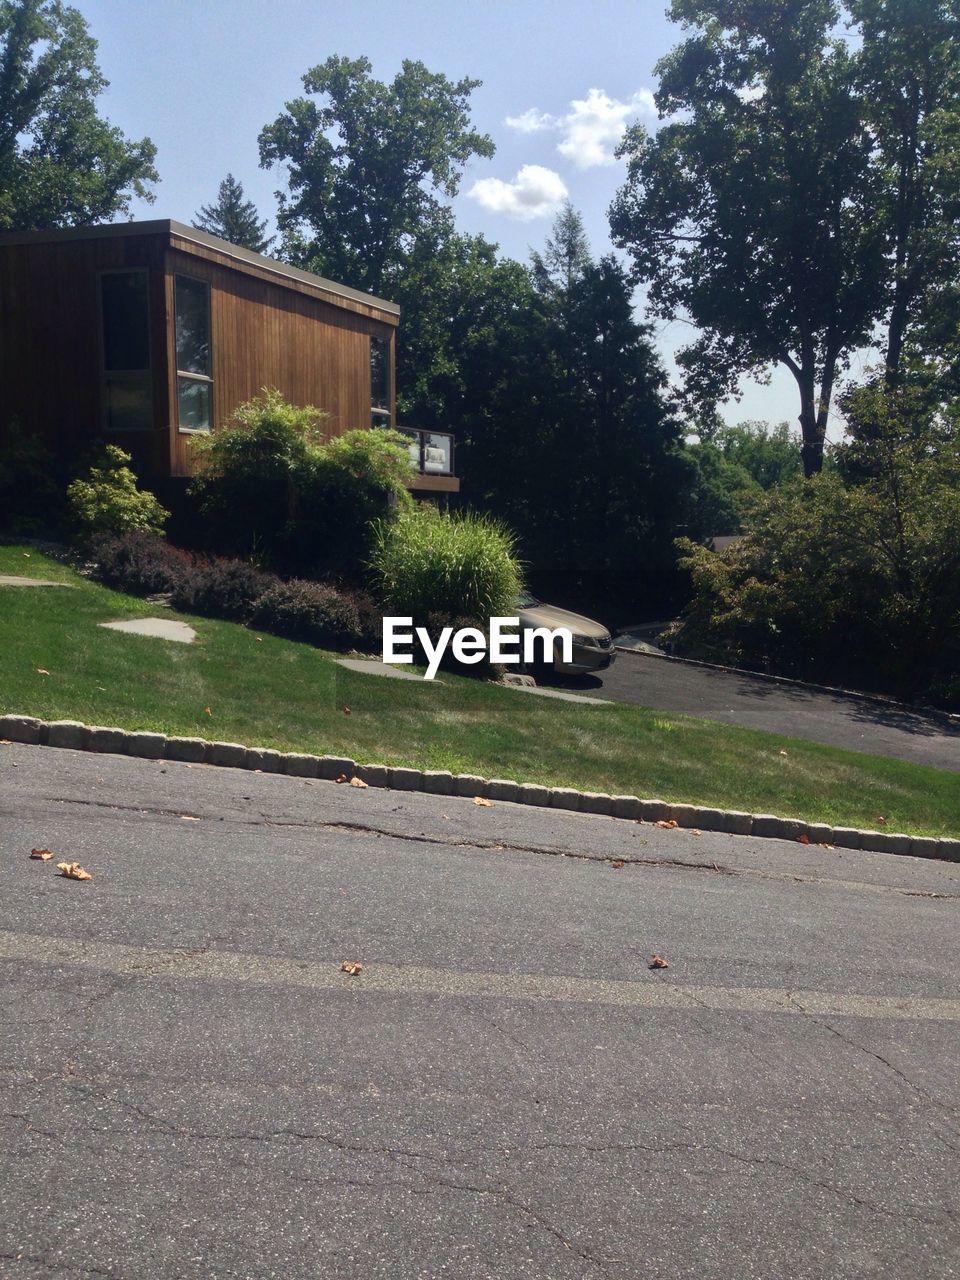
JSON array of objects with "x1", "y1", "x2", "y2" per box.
[
  {"x1": 349, "y1": 776, "x2": 369, "y2": 788},
  {"x1": 29, "y1": 848, "x2": 55, "y2": 861},
  {"x1": 473, "y1": 796, "x2": 492, "y2": 807},
  {"x1": 56, "y1": 861, "x2": 92, "y2": 882},
  {"x1": 609, "y1": 859, "x2": 625, "y2": 869},
  {"x1": 649, "y1": 954, "x2": 669, "y2": 969},
  {"x1": 655, "y1": 819, "x2": 678, "y2": 830},
  {"x1": 797, "y1": 833, "x2": 810, "y2": 844},
  {"x1": 341, "y1": 961, "x2": 363, "y2": 976}
]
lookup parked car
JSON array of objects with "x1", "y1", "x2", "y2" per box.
[{"x1": 515, "y1": 592, "x2": 616, "y2": 676}]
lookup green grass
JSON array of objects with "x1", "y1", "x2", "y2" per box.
[{"x1": 1, "y1": 545, "x2": 958, "y2": 837}]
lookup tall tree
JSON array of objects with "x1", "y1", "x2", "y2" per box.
[
  {"x1": 0, "y1": 0, "x2": 157, "y2": 230},
  {"x1": 193, "y1": 174, "x2": 274, "y2": 254},
  {"x1": 610, "y1": 0, "x2": 960, "y2": 476},
  {"x1": 258, "y1": 55, "x2": 494, "y2": 296}
]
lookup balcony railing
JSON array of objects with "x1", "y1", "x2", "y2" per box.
[{"x1": 399, "y1": 427, "x2": 456, "y2": 477}]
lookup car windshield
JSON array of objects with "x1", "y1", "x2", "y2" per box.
[{"x1": 515, "y1": 591, "x2": 540, "y2": 609}]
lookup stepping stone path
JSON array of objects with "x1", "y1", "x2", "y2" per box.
[
  {"x1": 0, "y1": 575, "x2": 73, "y2": 587},
  {"x1": 336, "y1": 657, "x2": 439, "y2": 682},
  {"x1": 99, "y1": 618, "x2": 197, "y2": 644}
]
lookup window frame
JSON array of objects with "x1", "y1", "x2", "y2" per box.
[
  {"x1": 370, "y1": 333, "x2": 391, "y2": 430},
  {"x1": 174, "y1": 273, "x2": 214, "y2": 434},
  {"x1": 97, "y1": 268, "x2": 154, "y2": 433}
]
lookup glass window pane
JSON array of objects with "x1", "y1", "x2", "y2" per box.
[
  {"x1": 105, "y1": 374, "x2": 152, "y2": 431},
  {"x1": 424, "y1": 433, "x2": 452, "y2": 473},
  {"x1": 178, "y1": 377, "x2": 211, "y2": 430},
  {"x1": 370, "y1": 335, "x2": 389, "y2": 412},
  {"x1": 175, "y1": 276, "x2": 211, "y2": 375},
  {"x1": 101, "y1": 272, "x2": 149, "y2": 371}
]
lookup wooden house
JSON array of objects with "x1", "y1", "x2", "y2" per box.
[{"x1": 0, "y1": 219, "x2": 458, "y2": 495}]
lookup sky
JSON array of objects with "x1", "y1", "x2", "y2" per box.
[{"x1": 76, "y1": 0, "x2": 862, "y2": 433}]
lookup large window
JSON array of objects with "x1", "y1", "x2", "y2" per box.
[
  {"x1": 175, "y1": 275, "x2": 213, "y2": 431},
  {"x1": 99, "y1": 271, "x2": 152, "y2": 432},
  {"x1": 370, "y1": 334, "x2": 390, "y2": 429}
]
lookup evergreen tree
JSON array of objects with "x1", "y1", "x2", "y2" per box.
[{"x1": 193, "y1": 174, "x2": 273, "y2": 254}]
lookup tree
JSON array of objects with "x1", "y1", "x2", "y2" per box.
[
  {"x1": 258, "y1": 55, "x2": 494, "y2": 296},
  {"x1": 0, "y1": 0, "x2": 157, "y2": 230},
  {"x1": 610, "y1": 0, "x2": 960, "y2": 476},
  {"x1": 193, "y1": 174, "x2": 273, "y2": 254}
]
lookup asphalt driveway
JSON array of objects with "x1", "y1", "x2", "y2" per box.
[{"x1": 544, "y1": 651, "x2": 960, "y2": 772}]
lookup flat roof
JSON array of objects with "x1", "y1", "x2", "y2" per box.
[{"x1": 0, "y1": 218, "x2": 400, "y2": 316}]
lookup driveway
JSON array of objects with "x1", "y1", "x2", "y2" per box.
[
  {"x1": 2, "y1": 745, "x2": 959, "y2": 1278},
  {"x1": 544, "y1": 650, "x2": 960, "y2": 771}
]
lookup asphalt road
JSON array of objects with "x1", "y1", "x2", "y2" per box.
[
  {"x1": 3, "y1": 745, "x2": 960, "y2": 1279},
  {"x1": 547, "y1": 651, "x2": 960, "y2": 772}
]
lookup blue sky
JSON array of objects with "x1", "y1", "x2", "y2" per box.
[{"x1": 77, "y1": 0, "x2": 856, "y2": 431}]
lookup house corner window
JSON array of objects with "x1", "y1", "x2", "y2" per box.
[
  {"x1": 175, "y1": 275, "x2": 213, "y2": 432},
  {"x1": 100, "y1": 270, "x2": 152, "y2": 432},
  {"x1": 370, "y1": 335, "x2": 390, "y2": 429}
]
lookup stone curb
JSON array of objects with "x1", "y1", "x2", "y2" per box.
[{"x1": 2, "y1": 713, "x2": 957, "y2": 864}]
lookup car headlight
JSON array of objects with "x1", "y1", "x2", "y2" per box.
[{"x1": 571, "y1": 633, "x2": 594, "y2": 647}]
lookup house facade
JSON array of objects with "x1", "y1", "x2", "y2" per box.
[{"x1": 0, "y1": 219, "x2": 458, "y2": 494}]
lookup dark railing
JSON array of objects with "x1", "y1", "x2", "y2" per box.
[{"x1": 399, "y1": 427, "x2": 455, "y2": 477}]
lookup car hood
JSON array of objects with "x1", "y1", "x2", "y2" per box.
[{"x1": 516, "y1": 603, "x2": 610, "y2": 639}]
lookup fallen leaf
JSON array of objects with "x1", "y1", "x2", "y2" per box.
[
  {"x1": 349, "y1": 776, "x2": 369, "y2": 788},
  {"x1": 181, "y1": 815, "x2": 200, "y2": 822},
  {"x1": 341, "y1": 961, "x2": 363, "y2": 976},
  {"x1": 30, "y1": 848, "x2": 55, "y2": 861},
  {"x1": 649, "y1": 954, "x2": 669, "y2": 969},
  {"x1": 473, "y1": 796, "x2": 492, "y2": 807},
  {"x1": 691, "y1": 829, "x2": 702, "y2": 836},
  {"x1": 655, "y1": 819, "x2": 678, "y2": 829},
  {"x1": 878, "y1": 816, "x2": 888, "y2": 825},
  {"x1": 203, "y1": 707, "x2": 212, "y2": 716},
  {"x1": 335, "y1": 774, "x2": 348, "y2": 784},
  {"x1": 56, "y1": 861, "x2": 92, "y2": 882},
  {"x1": 797, "y1": 832, "x2": 810, "y2": 844},
  {"x1": 255, "y1": 636, "x2": 263, "y2": 642},
  {"x1": 609, "y1": 859, "x2": 625, "y2": 869},
  {"x1": 779, "y1": 749, "x2": 788, "y2": 756},
  {"x1": 343, "y1": 706, "x2": 352, "y2": 716},
  {"x1": 36, "y1": 668, "x2": 50, "y2": 676}
]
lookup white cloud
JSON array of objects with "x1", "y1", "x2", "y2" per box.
[
  {"x1": 468, "y1": 164, "x2": 569, "y2": 221},
  {"x1": 505, "y1": 88, "x2": 657, "y2": 169},
  {"x1": 504, "y1": 107, "x2": 559, "y2": 134}
]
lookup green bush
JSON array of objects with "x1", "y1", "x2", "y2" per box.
[
  {"x1": 371, "y1": 506, "x2": 522, "y2": 622},
  {"x1": 250, "y1": 579, "x2": 366, "y2": 649},
  {"x1": 67, "y1": 445, "x2": 169, "y2": 536},
  {"x1": 189, "y1": 389, "x2": 412, "y2": 579},
  {"x1": 85, "y1": 531, "x2": 191, "y2": 595},
  {"x1": 0, "y1": 423, "x2": 69, "y2": 536},
  {"x1": 169, "y1": 558, "x2": 275, "y2": 622}
]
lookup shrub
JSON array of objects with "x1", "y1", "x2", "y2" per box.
[
  {"x1": 0, "y1": 423, "x2": 69, "y2": 536},
  {"x1": 67, "y1": 445, "x2": 169, "y2": 535},
  {"x1": 86, "y1": 530, "x2": 191, "y2": 595},
  {"x1": 169, "y1": 558, "x2": 275, "y2": 621},
  {"x1": 370, "y1": 506, "x2": 522, "y2": 622},
  {"x1": 251, "y1": 579, "x2": 365, "y2": 649}
]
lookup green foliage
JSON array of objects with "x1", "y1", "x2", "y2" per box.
[
  {"x1": 189, "y1": 389, "x2": 412, "y2": 580},
  {"x1": 259, "y1": 55, "x2": 494, "y2": 296},
  {"x1": 85, "y1": 531, "x2": 190, "y2": 595},
  {"x1": 67, "y1": 446, "x2": 169, "y2": 536},
  {"x1": 169, "y1": 559, "x2": 275, "y2": 622},
  {"x1": 371, "y1": 506, "x2": 522, "y2": 624},
  {"x1": 668, "y1": 393, "x2": 960, "y2": 704},
  {"x1": 0, "y1": 422, "x2": 67, "y2": 534},
  {"x1": 193, "y1": 174, "x2": 274, "y2": 254},
  {"x1": 0, "y1": 0, "x2": 157, "y2": 230},
  {"x1": 681, "y1": 421, "x2": 805, "y2": 537},
  {"x1": 250, "y1": 579, "x2": 371, "y2": 650}
]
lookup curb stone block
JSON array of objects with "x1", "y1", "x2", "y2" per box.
[
  {"x1": 805, "y1": 823, "x2": 835, "y2": 845},
  {"x1": 127, "y1": 732, "x2": 167, "y2": 759},
  {"x1": 578, "y1": 793, "x2": 613, "y2": 816},
  {"x1": 670, "y1": 803, "x2": 701, "y2": 828},
  {"x1": 88, "y1": 726, "x2": 129, "y2": 754},
  {"x1": 611, "y1": 795, "x2": 640, "y2": 820},
  {"x1": 855, "y1": 830, "x2": 885, "y2": 853},
  {"x1": 518, "y1": 783, "x2": 550, "y2": 807},
  {"x1": 317, "y1": 755, "x2": 355, "y2": 781},
  {"x1": 47, "y1": 720, "x2": 89, "y2": 751},
  {"x1": 0, "y1": 715, "x2": 43, "y2": 744},
  {"x1": 639, "y1": 799, "x2": 672, "y2": 823},
  {"x1": 244, "y1": 748, "x2": 283, "y2": 774},
  {"x1": 690, "y1": 807, "x2": 725, "y2": 832},
  {"x1": 550, "y1": 788, "x2": 581, "y2": 812},
  {"x1": 751, "y1": 814, "x2": 784, "y2": 839},
  {"x1": 357, "y1": 763, "x2": 389, "y2": 788},
  {"x1": 166, "y1": 736, "x2": 208, "y2": 764},
  {"x1": 832, "y1": 827, "x2": 863, "y2": 850},
  {"x1": 207, "y1": 741, "x2": 247, "y2": 769},
  {"x1": 422, "y1": 770, "x2": 454, "y2": 796},
  {"x1": 455, "y1": 774, "x2": 487, "y2": 798},
  {"x1": 909, "y1": 835, "x2": 941, "y2": 859},
  {"x1": 716, "y1": 811, "x2": 753, "y2": 836},
  {"x1": 389, "y1": 767, "x2": 422, "y2": 791},
  {"x1": 283, "y1": 753, "x2": 318, "y2": 778},
  {"x1": 937, "y1": 838, "x2": 960, "y2": 862},
  {"x1": 869, "y1": 831, "x2": 912, "y2": 856},
  {"x1": 488, "y1": 779, "x2": 519, "y2": 803}
]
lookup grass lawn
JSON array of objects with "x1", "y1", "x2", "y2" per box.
[{"x1": 1, "y1": 545, "x2": 958, "y2": 837}]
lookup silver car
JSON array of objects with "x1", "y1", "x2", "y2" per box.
[{"x1": 515, "y1": 592, "x2": 616, "y2": 676}]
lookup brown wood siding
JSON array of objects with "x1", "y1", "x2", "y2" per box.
[
  {"x1": 166, "y1": 247, "x2": 397, "y2": 477},
  {"x1": 0, "y1": 234, "x2": 171, "y2": 477}
]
